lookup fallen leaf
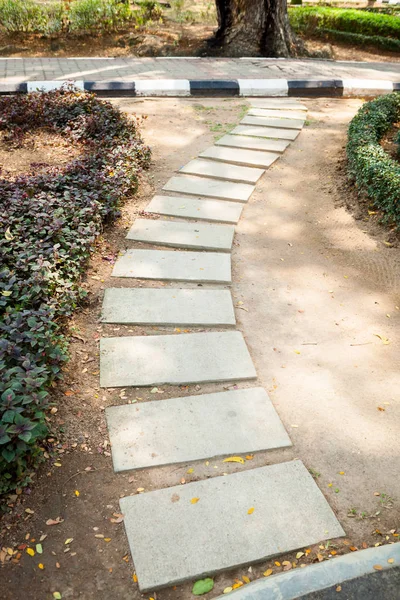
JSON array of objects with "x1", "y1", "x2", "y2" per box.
[
  {"x1": 54, "y1": 463, "x2": 62, "y2": 467},
  {"x1": 56, "y1": 562, "x2": 60, "y2": 568},
  {"x1": 191, "y1": 497, "x2": 200, "y2": 504},
  {"x1": 263, "y1": 569, "x2": 273, "y2": 577},
  {"x1": 74, "y1": 490, "x2": 80, "y2": 497},
  {"x1": 245, "y1": 455, "x2": 254, "y2": 460},
  {"x1": 339, "y1": 471, "x2": 345, "y2": 475},
  {"x1": 242, "y1": 575, "x2": 250, "y2": 584},
  {"x1": 25, "y1": 508, "x2": 34, "y2": 515},
  {"x1": 336, "y1": 585, "x2": 342, "y2": 592},
  {"x1": 373, "y1": 564, "x2": 383, "y2": 571},
  {"x1": 282, "y1": 561, "x2": 292, "y2": 571},
  {"x1": 95, "y1": 534, "x2": 104, "y2": 539},
  {"x1": 53, "y1": 594, "x2": 62, "y2": 600},
  {"x1": 374, "y1": 334, "x2": 390, "y2": 345},
  {"x1": 132, "y1": 573, "x2": 138, "y2": 583},
  {"x1": 136, "y1": 488, "x2": 145, "y2": 493},
  {"x1": 274, "y1": 561, "x2": 281, "y2": 567},
  {"x1": 104, "y1": 538, "x2": 111, "y2": 542},
  {"x1": 187, "y1": 468, "x2": 194, "y2": 474},
  {"x1": 377, "y1": 406, "x2": 385, "y2": 412},
  {"x1": 38, "y1": 563, "x2": 44, "y2": 570},
  {"x1": 36, "y1": 544, "x2": 43, "y2": 554},
  {"x1": 5, "y1": 227, "x2": 14, "y2": 241},
  {"x1": 331, "y1": 550, "x2": 337, "y2": 555},
  {"x1": 296, "y1": 552, "x2": 304, "y2": 559},
  {"x1": 64, "y1": 390, "x2": 74, "y2": 396},
  {"x1": 294, "y1": 350, "x2": 301, "y2": 354},
  {"x1": 223, "y1": 456, "x2": 245, "y2": 464},
  {"x1": 26, "y1": 548, "x2": 35, "y2": 557},
  {"x1": 247, "y1": 507, "x2": 255, "y2": 515},
  {"x1": 232, "y1": 582, "x2": 243, "y2": 589},
  {"x1": 223, "y1": 587, "x2": 233, "y2": 594},
  {"x1": 349, "y1": 546, "x2": 357, "y2": 552},
  {"x1": 388, "y1": 558, "x2": 395, "y2": 564},
  {"x1": 64, "y1": 538, "x2": 73, "y2": 545},
  {"x1": 1, "y1": 290, "x2": 12, "y2": 297},
  {"x1": 192, "y1": 578, "x2": 214, "y2": 595},
  {"x1": 317, "y1": 554, "x2": 324, "y2": 562}
]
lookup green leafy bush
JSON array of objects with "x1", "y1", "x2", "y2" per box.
[
  {"x1": 289, "y1": 6, "x2": 400, "y2": 39},
  {"x1": 68, "y1": 0, "x2": 133, "y2": 33},
  {"x1": 0, "y1": 0, "x2": 47, "y2": 33},
  {"x1": 0, "y1": 87, "x2": 150, "y2": 494},
  {"x1": 315, "y1": 28, "x2": 400, "y2": 52},
  {"x1": 347, "y1": 93, "x2": 400, "y2": 227}
]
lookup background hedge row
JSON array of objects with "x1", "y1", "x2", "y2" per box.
[
  {"x1": 0, "y1": 87, "x2": 150, "y2": 495},
  {"x1": 347, "y1": 93, "x2": 400, "y2": 227}
]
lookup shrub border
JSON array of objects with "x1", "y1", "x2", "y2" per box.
[{"x1": 346, "y1": 92, "x2": 400, "y2": 226}]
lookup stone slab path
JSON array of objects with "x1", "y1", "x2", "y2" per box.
[
  {"x1": 126, "y1": 218, "x2": 235, "y2": 251},
  {"x1": 120, "y1": 460, "x2": 345, "y2": 592},
  {"x1": 101, "y1": 288, "x2": 236, "y2": 326},
  {"x1": 199, "y1": 146, "x2": 280, "y2": 168},
  {"x1": 248, "y1": 108, "x2": 307, "y2": 120},
  {"x1": 100, "y1": 98, "x2": 345, "y2": 593},
  {"x1": 106, "y1": 387, "x2": 292, "y2": 472},
  {"x1": 179, "y1": 158, "x2": 265, "y2": 184},
  {"x1": 163, "y1": 174, "x2": 255, "y2": 202},
  {"x1": 146, "y1": 194, "x2": 244, "y2": 223},
  {"x1": 100, "y1": 331, "x2": 257, "y2": 388},
  {"x1": 216, "y1": 134, "x2": 290, "y2": 153},
  {"x1": 112, "y1": 248, "x2": 232, "y2": 282}
]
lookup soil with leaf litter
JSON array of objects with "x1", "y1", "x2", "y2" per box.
[{"x1": 1, "y1": 97, "x2": 400, "y2": 600}]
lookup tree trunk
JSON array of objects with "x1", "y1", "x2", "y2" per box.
[{"x1": 214, "y1": 0, "x2": 298, "y2": 57}]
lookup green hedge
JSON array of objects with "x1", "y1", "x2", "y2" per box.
[
  {"x1": 289, "y1": 6, "x2": 400, "y2": 39},
  {"x1": 347, "y1": 93, "x2": 400, "y2": 227},
  {"x1": 316, "y1": 28, "x2": 400, "y2": 52}
]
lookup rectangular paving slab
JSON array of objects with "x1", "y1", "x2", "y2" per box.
[
  {"x1": 216, "y1": 134, "x2": 290, "y2": 153},
  {"x1": 231, "y1": 125, "x2": 299, "y2": 141},
  {"x1": 248, "y1": 108, "x2": 308, "y2": 120},
  {"x1": 100, "y1": 331, "x2": 257, "y2": 388},
  {"x1": 163, "y1": 175, "x2": 254, "y2": 202},
  {"x1": 199, "y1": 145, "x2": 280, "y2": 169},
  {"x1": 241, "y1": 115, "x2": 304, "y2": 130},
  {"x1": 146, "y1": 195, "x2": 244, "y2": 224},
  {"x1": 179, "y1": 158, "x2": 264, "y2": 184},
  {"x1": 106, "y1": 387, "x2": 291, "y2": 472},
  {"x1": 120, "y1": 460, "x2": 345, "y2": 591},
  {"x1": 126, "y1": 218, "x2": 235, "y2": 252},
  {"x1": 112, "y1": 249, "x2": 231, "y2": 283},
  {"x1": 101, "y1": 288, "x2": 236, "y2": 326},
  {"x1": 249, "y1": 99, "x2": 307, "y2": 111}
]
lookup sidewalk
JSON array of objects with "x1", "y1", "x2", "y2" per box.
[{"x1": 1, "y1": 56, "x2": 399, "y2": 84}]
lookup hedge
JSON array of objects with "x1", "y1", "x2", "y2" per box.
[
  {"x1": 347, "y1": 93, "x2": 400, "y2": 227},
  {"x1": 0, "y1": 87, "x2": 150, "y2": 495},
  {"x1": 289, "y1": 6, "x2": 400, "y2": 40},
  {"x1": 314, "y1": 28, "x2": 400, "y2": 53}
]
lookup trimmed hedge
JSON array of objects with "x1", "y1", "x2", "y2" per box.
[
  {"x1": 0, "y1": 87, "x2": 150, "y2": 495},
  {"x1": 289, "y1": 6, "x2": 400, "y2": 40},
  {"x1": 347, "y1": 93, "x2": 400, "y2": 227},
  {"x1": 315, "y1": 28, "x2": 400, "y2": 53}
]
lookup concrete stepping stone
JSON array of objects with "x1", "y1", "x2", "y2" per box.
[
  {"x1": 249, "y1": 99, "x2": 307, "y2": 111},
  {"x1": 216, "y1": 134, "x2": 290, "y2": 153},
  {"x1": 100, "y1": 331, "x2": 257, "y2": 388},
  {"x1": 106, "y1": 387, "x2": 291, "y2": 472},
  {"x1": 163, "y1": 175, "x2": 254, "y2": 203},
  {"x1": 199, "y1": 145, "x2": 280, "y2": 169},
  {"x1": 179, "y1": 158, "x2": 264, "y2": 184},
  {"x1": 232, "y1": 125, "x2": 299, "y2": 141},
  {"x1": 112, "y1": 249, "x2": 231, "y2": 283},
  {"x1": 101, "y1": 288, "x2": 236, "y2": 326},
  {"x1": 241, "y1": 116, "x2": 304, "y2": 130},
  {"x1": 120, "y1": 460, "x2": 345, "y2": 591},
  {"x1": 126, "y1": 218, "x2": 235, "y2": 252},
  {"x1": 248, "y1": 108, "x2": 308, "y2": 120},
  {"x1": 146, "y1": 195, "x2": 243, "y2": 224}
]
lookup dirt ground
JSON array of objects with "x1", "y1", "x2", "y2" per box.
[{"x1": 1, "y1": 97, "x2": 400, "y2": 599}]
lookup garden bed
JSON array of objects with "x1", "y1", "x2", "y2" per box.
[
  {"x1": 0, "y1": 86, "x2": 150, "y2": 497},
  {"x1": 346, "y1": 92, "x2": 400, "y2": 229}
]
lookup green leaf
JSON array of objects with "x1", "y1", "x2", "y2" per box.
[
  {"x1": 2, "y1": 410, "x2": 15, "y2": 424},
  {"x1": 53, "y1": 594, "x2": 62, "y2": 600},
  {"x1": 2, "y1": 447, "x2": 16, "y2": 463},
  {"x1": 36, "y1": 543, "x2": 43, "y2": 554},
  {"x1": 192, "y1": 578, "x2": 214, "y2": 596}
]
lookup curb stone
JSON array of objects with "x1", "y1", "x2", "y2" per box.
[
  {"x1": 215, "y1": 543, "x2": 400, "y2": 599},
  {"x1": 2, "y1": 79, "x2": 400, "y2": 97}
]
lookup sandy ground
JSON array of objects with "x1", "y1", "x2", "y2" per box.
[{"x1": 1, "y1": 97, "x2": 400, "y2": 599}]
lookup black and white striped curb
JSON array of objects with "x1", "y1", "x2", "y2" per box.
[{"x1": 1, "y1": 78, "x2": 399, "y2": 97}]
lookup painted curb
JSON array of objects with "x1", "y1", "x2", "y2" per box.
[
  {"x1": 0, "y1": 78, "x2": 399, "y2": 97},
  {"x1": 215, "y1": 543, "x2": 400, "y2": 599}
]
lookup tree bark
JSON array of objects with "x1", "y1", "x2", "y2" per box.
[{"x1": 214, "y1": 0, "x2": 298, "y2": 57}]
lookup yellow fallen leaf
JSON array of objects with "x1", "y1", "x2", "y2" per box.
[
  {"x1": 388, "y1": 558, "x2": 395, "y2": 564},
  {"x1": 54, "y1": 463, "x2": 62, "y2": 467},
  {"x1": 328, "y1": 483, "x2": 333, "y2": 487},
  {"x1": 294, "y1": 350, "x2": 301, "y2": 355},
  {"x1": 191, "y1": 497, "x2": 200, "y2": 504},
  {"x1": 223, "y1": 587, "x2": 233, "y2": 594},
  {"x1": 232, "y1": 582, "x2": 243, "y2": 589},
  {"x1": 223, "y1": 456, "x2": 245, "y2": 464},
  {"x1": 247, "y1": 507, "x2": 255, "y2": 515},
  {"x1": 64, "y1": 538, "x2": 73, "y2": 545},
  {"x1": 74, "y1": 490, "x2": 80, "y2": 497},
  {"x1": 374, "y1": 334, "x2": 390, "y2": 345},
  {"x1": 373, "y1": 564, "x2": 383, "y2": 571},
  {"x1": 245, "y1": 455, "x2": 254, "y2": 460},
  {"x1": 133, "y1": 573, "x2": 138, "y2": 582},
  {"x1": 242, "y1": 576, "x2": 250, "y2": 584},
  {"x1": 104, "y1": 538, "x2": 111, "y2": 542},
  {"x1": 187, "y1": 468, "x2": 194, "y2": 474},
  {"x1": 38, "y1": 563, "x2": 44, "y2": 570},
  {"x1": 263, "y1": 569, "x2": 273, "y2": 577},
  {"x1": 26, "y1": 548, "x2": 35, "y2": 557},
  {"x1": 5, "y1": 227, "x2": 14, "y2": 241},
  {"x1": 274, "y1": 561, "x2": 281, "y2": 567},
  {"x1": 339, "y1": 471, "x2": 345, "y2": 475},
  {"x1": 296, "y1": 552, "x2": 304, "y2": 559}
]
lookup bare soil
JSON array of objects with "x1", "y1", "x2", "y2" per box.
[
  {"x1": 1, "y1": 97, "x2": 400, "y2": 600},
  {"x1": 0, "y1": 129, "x2": 82, "y2": 175}
]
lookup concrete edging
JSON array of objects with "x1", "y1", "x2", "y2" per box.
[
  {"x1": 1, "y1": 78, "x2": 400, "y2": 97},
  {"x1": 215, "y1": 543, "x2": 400, "y2": 599}
]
